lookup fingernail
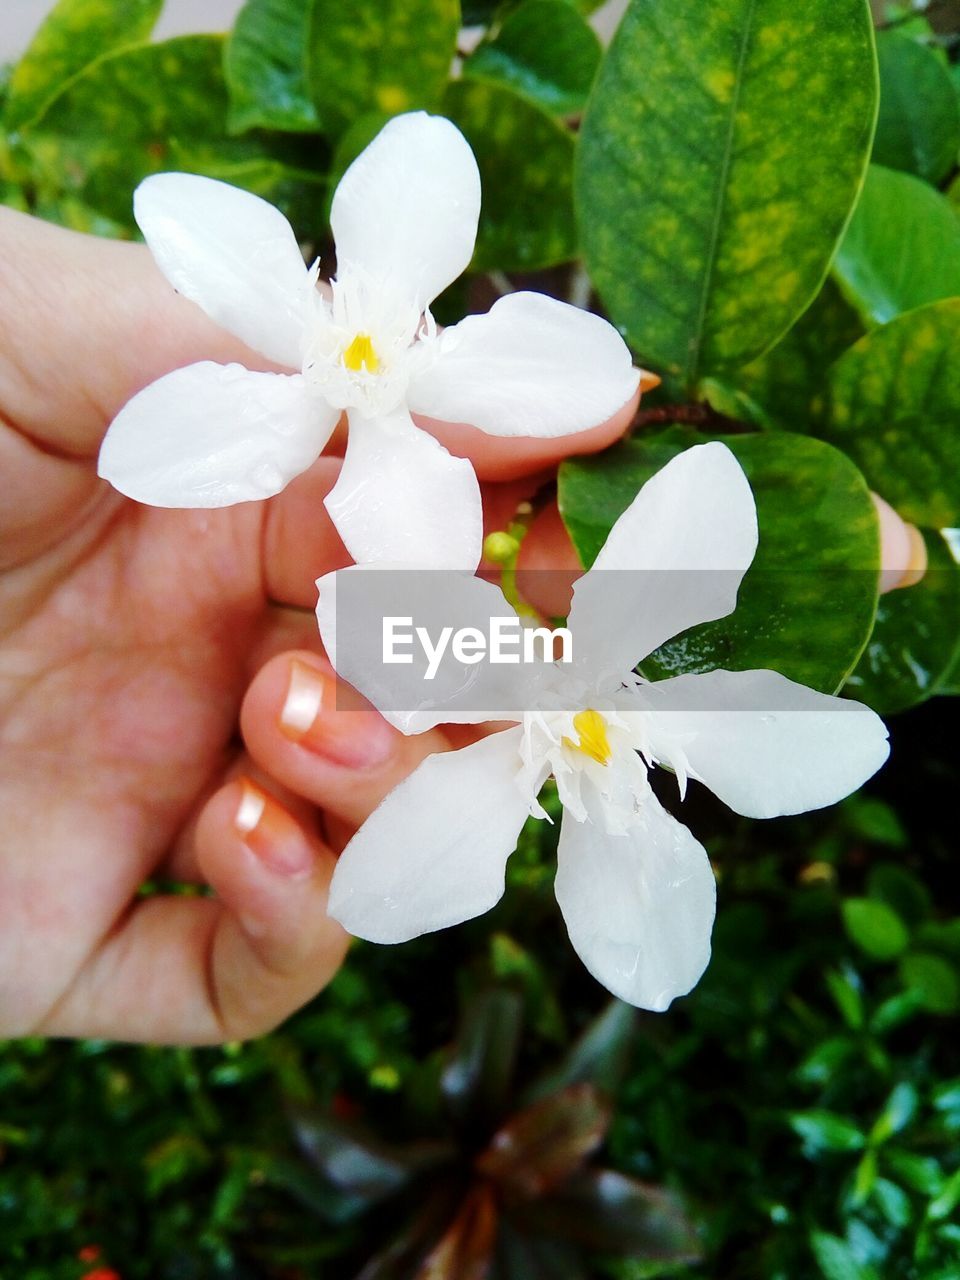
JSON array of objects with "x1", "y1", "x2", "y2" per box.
[
  {"x1": 278, "y1": 659, "x2": 395, "y2": 768},
  {"x1": 234, "y1": 779, "x2": 314, "y2": 879}
]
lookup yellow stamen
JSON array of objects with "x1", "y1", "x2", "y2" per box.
[
  {"x1": 342, "y1": 333, "x2": 380, "y2": 373},
  {"x1": 563, "y1": 708, "x2": 613, "y2": 766}
]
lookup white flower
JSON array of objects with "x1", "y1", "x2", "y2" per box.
[
  {"x1": 315, "y1": 444, "x2": 890, "y2": 1010},
  {"x1": 97, "y1": 111, "x2": 641, "y2": 569}
]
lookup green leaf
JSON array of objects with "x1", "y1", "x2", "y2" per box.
[
  {"x1": 789, "y1": 1110, "x2": 866, "y2": 1154},
  {"x1": 226, "y1": 0, "x2": 320, "y2": 134},
  {"x1": 843, "y1": 797, "x2": 908, "y2": 849},
  {"x1": 885, "y1": 1149, "x2": 945, "y2": 1196},
  {"x1": 929, "y1": 1168, "x2": 960, "y2": 1221},
  {"x1": 818, "y1": 299, "x2": 960, "y2": 527},
  {"x1": 559, "y1": 429, "x2": 879, "y2": 693},
  {"x1": 872, "y1": 1178, "x2": 913, "y2": 1230},
  {"x1": 576, "y1": 0, "x2": 878, "y2": 390},
  {"x1": 716, "y1": 277, "x2": 864, "y2": 430},
  {"x1": 842, "y1": 899, "x2": 910, "y2": 961},
  {"x1": 3, "y1": 0, "x2": 162, "y2": 132},
  {"x1": 866, "y1": 863, "x2": 930, "y2": 925},
  {"x1": 810, "y1": 1231, "x2": 881, "y2": 1280},
  {"x1": 443, "y1": 78, "x2": 576, "y2": 270},
  {"x1": 826, "y1": 967, "x2": 866, "y2": 1030},
  {"x1": 833, "y1": 166, "x2": 960, "y2": 326},
  {"x1": 15, "y1": 36, "x2": 322, "y2": 232},
  {"x1": 305, "y1": 0, "x2": 459, "y2": 135},
  {"x1": 846, "y1": 531, "x2": 960, "y2": 714},
  {"x1": 899, "y1": 952, "x2": 960, "y2": 1015},
  {"x1": 870, "y1": 1081, "x2": 919, "y2": 1145},
  {"x1": 465, "y1": 0, "x2": 601, "y2": 116},
  {"x1": 872, "y1": 31, "x2": 960, "y2": 185}
]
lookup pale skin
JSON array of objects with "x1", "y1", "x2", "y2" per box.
[{"x1": 0, "y1": 208, "x2": 921, "y2": 1045}]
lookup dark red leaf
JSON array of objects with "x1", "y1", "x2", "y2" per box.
[
  {"x1": 475, "y1": 1084, "x2": 611, "y2": 1199},
  {"x1": 414, "y1": 1182, "x2": 499, "y2": 1280}
]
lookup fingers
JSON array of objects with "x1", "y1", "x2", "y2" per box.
[
  {"x1": 240, "y1": 650, "x2": 452, "y2": 830},
  {"x1": 40, "y1": 778, "x2": 348, "y2": 1044},
  {"x1": 872, "y1": 493, "x2": 928, "y2": 592},
  {"x1": 0, "y1": 207, "x2": 269, "y2": 458},
  {"x1": 261, "y1": 457, "x2": 352, "y2": 608},
  {"x1": 417, "y1": 385, "x2": 640, "y2": 482}
]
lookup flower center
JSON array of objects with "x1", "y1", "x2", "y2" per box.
[
  {"x1": 341, "y1": 332, "x2": 380, "y2": 374},
  {"x1": 563, "y1": 708, "x2": 613, "y2": 766}
]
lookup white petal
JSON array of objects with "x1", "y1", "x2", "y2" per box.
[
  {"x1": 325, "y1": 409, "x2": 483, "y2": 568},
  {"x1": 554, "y1": 794, "x2": 716, "y2": 1011},
  {"x1": 567, "y1": 443, "x2": 759, "y2": 679},
  {"x1": 135, "y1": 173, "x2": 309, "y2": 367},
  {"x1": 640, "y1": 668, "x2": 890, "y2": 819},
  {"x1": 328, "y1": 728, "x2": 531, "y2": 942},
  {"x1": 407, "y1": 292, "x2": 639, "y2": 437},
  {"x1": 331, "y1": 112, "x2": 480, "y2": 313},
  {"x1": 315, "y1": 564, "x2": 536, "y2": 734},
  {"x1": 98, "y1": 363, "x2": 338, "y2": 507}
]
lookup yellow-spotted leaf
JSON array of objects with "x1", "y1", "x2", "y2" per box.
[
  {"x1": 576, "y1": 0, "x2": 878, "y2": 392},
  {"x1": 559, "y1": 428, "x2": 879, "y2": 693},
  {"x1": 4, "y1": 0, "x2": 162, "y2": 132},
  {"x1": 444, "y1": 79, "x2": 576, "y2": 270},
  {"x1": 817, "y1": 300, "x2": 960, "y2": 527},
  {"x1": 306, "y1": 0, "x2": 459, "y2": 136},
  {"x1": 17, "y1": 37, "x2": 320, "y2": 232}
]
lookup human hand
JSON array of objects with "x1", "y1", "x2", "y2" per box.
[{"x1": 0, "y1": 208, "x2": 635, "y2": 1044}]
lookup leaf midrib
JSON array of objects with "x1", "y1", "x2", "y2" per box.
[{"x1": 686, "y1": 0, "x2": 759, "y2": 393}]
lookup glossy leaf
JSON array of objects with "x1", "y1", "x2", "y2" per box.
[
  {"x1": 873, "y1": 31, "x2": 960, "y2": 186},
  {"x1": 441, "y1": 988, "x2": 524, "y2": 1131},
  {"x1": 715, "y1": 277, "x2": 864, "y2": 430},
  {"x1": 833, "y1": 166, "x2": 960, "y2": 326},
  {"x1": 465, "y1": 0, "x2": 601, "y2": 116},
  {"x1": 17, "y1": 36, "x2": 298, "y2": 229},
  {"x1": 846, "y1": 531, "x2": 960, "y2": 714},
  {"x1": 306, "y1": 0, "x2": 459, "y2": 135},
  {"x1": 842, "y1": 899, "x2": 910, "y2": 961},
  {"x1": 3, "y1": 0, "x2": 162, "y2": 132},
  {"x1": 517, "y1": 1169, "x2": 702, "y2": 1260},
  {"x1": 226, "y1": 0, "x2": 319, "y2": 134},
  {"x1": 559, "y1": 428, "x2": 879, "y2": 693},
  {"x1": 818, "y1": 300, "x2": 960, "y2": 527},
  {"x1": 476, "y1": 1084, "x2": 611, "y2": 1198},
  {"x1": 576, "y1": 0, "x2": 878, "y2": 390},
  {"x1": 443, "y1": 79, "x2": 576, "y2": 270}
]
